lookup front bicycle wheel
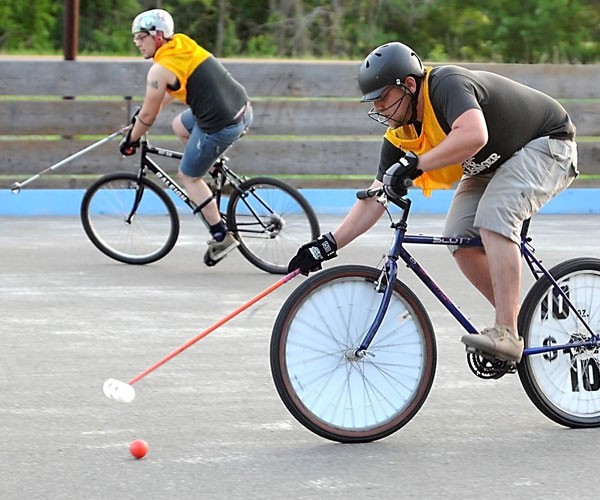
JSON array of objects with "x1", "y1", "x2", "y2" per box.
[
  {"x1": 518, "y1": 258, "x2": 600, "y2": 427},
  {"x1": 226, "y1": 177, "x2": 319, "y2": 274},
  {"x1": 270, "y1": 265, "x2": 437, "y2": 443},
  {"x1": 81, "y1": 172, "x2": 180, "y2": 265}
]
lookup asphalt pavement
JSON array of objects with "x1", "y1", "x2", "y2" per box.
[{"x1": 1, "y1": 213, "x2": 600, "y2": 500}]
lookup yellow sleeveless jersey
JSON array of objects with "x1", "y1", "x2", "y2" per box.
[
  {"x1": 153, "y1": 34, "x2": 212, "y2": 103},
  {"x1": 384, "y1": 68, "x2": 463, "y2": 197}
]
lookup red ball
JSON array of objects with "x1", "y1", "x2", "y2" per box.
[{"x1": 129, "y1": 439, "x2": 148, "y2": 459}]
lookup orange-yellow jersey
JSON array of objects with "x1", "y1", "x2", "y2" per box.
[
  {"x1": 154, "y1": 34, "x2": 248, "y2": 133},
  {"x1": 383, "y1": 68, "x2": 462, "y2": 197}
]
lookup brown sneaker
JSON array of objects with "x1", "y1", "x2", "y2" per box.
[{"x1": 461, "y1": 325, "x2": 524, "y2": 363}]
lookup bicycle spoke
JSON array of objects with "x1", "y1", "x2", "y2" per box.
[
  {"x1": 81, "y1": 173, "x2": 179, "y2": 265},
  {"x1": 519, "y1": 260, "x2": 600, "y2": 427},
  {"x1": 227, "y1": 178, "x2": 319, "y2": 274},
  {"x1": 271, "y1": 267, "x2": 436, "y2": 442}
]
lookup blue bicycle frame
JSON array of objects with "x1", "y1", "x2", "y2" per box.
[{"x1": 355, "y1": 194, "x2": 598, "y2": 358}]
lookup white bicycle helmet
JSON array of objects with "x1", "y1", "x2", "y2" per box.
[{"x1": 131, "y1": 9, "x2": 174, "y2": 39}]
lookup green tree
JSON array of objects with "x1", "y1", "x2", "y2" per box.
[
  {"x1": 0, "y1": 0, "x2": 598, "y2": 62},
  {"x1": 76, "y1": 0, "x2": 143, "y2": 54},
  {"x1": 486, "y1": 0, "x2": 598, "y2": 63},
  {"x1": 0, "y1": 0, "x2": 60, "y2": 51}
]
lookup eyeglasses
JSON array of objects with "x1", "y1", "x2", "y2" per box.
[{"x1": 132, "y1": 32, "x2": 151, "y2": 43}]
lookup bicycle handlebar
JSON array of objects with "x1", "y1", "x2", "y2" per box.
[
  {"x1": 356, "y1": 187, "x2": 383, "y2": 200},
  {"x1": 356, "y1": 178, "x2": 413, "y2": 200}
]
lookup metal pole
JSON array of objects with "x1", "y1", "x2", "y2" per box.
[
  {"x1": 63, "y1": 0, "x2": 80, "y2": 136},
  {"x1": 64, "y1": 0, "x2": 79, "y2": 61}
]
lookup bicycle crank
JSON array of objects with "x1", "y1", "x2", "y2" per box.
[{"x1": 466, "y1": 351, "x2": 516, "y2": 379}]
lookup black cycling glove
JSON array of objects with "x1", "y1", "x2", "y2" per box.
[
  {"x1": 383, "y1": 151, "x2": 422, "y2": 198},
  {"x1": 119, "y1": 107, "x2": 142, "y2": 156},
  {"x1": 119, "y1": 126, "x2": 140, "y2": 156},
  {"x1": 288, "y1": 232, "x2": 338, "y2": 276}
]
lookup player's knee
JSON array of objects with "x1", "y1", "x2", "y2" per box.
[
  {"x1": 172, "y1": 115, "x2": 189, "y2": 141},
  {"x1": 177, "y1": 169, "x2": 197, "y2": 186}
]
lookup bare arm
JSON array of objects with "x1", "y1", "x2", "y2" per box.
[
  {"x1": 129, "y1": 64, "x2": 175, "y2": 142},
  {"x1": 332, "y1": 111, "x2": 486, "y2": 250},
  {"x1": 417, "y1": 108, "x2": 488, "y2": 172},
  {"x1": 160, "y1": 93, "x2": 175, "y2": 109},
  {"x1": 332, "y1": 179, "x2": 386, "y2": 249}
]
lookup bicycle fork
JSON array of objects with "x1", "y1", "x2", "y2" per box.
[
  {"x1": 123, "y1": 169, "x2": 148, "y2": 224},
  {"x1": 347, "y1": 259, "x2": 399, "y2": 361}
]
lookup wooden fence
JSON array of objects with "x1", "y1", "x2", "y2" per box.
[{"x1": 1, "y1": 57, "x2": 599, "y2": 188}]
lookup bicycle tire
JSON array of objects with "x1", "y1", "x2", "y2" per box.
[
  {"x1": 270, "y1": 265, "x2": 437, "y2": 443},
  {"x1": 518, "y1": 257, "x2": 600, "y2": 427},
  {"x1": 226, "y1": 177, "x2": 320, "y2": 274},
  {"x1": 80, "y1": 172, "x2": 180, "y2": 265}
]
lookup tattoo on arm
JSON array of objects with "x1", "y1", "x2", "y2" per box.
[{"x1": 147, "y1": 79, "x2": 159, "y2": 89}]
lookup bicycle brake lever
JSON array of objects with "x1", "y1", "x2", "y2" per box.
[{"x1": 376, "y1": 192, "x2": 389, "y2": 207}]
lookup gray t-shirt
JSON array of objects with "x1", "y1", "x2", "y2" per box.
[
  {"x1": 187, "y1": 56, "x2": 248, "y2": 134},
  {"x1": 377, "y1": 65, "x2": 575, "y2": 178}
]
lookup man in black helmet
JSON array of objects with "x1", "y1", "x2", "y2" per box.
[{"x1": 288, "y1": 42, "x2": 578, "y2": 364}]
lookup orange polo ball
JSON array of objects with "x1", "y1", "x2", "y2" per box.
[{"x1": 129, "y1": 439, "x2": 148, "y2": 459}]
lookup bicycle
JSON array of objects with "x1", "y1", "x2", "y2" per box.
[
  {"x1": 80, "y1": 133, "x2": 320, "y2": 274},
  {"x1": 270, "y1": 187, "x2": 600, "y2": 443}
]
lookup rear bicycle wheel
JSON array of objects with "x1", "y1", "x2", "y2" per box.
[
  {"x1": 226, "y1": 177, "x2": 320, "y2": 274},
  {"x1": 81, "y1": 172, "x2": 180, "y2": 265},
  {"x1": 518, "y1": 258, "x2": 600, "y2": 427},
  {"x1": 270, "y1": 265, "x2": 437, "y2": 443}
]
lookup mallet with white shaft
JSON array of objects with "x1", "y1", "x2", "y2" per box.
[{"x1": 11, "y1": 128, "x2": 126, "y2": 193}]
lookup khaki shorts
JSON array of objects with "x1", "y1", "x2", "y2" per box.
[{"x1": 443, "y1": 136, "x2": 578, "y2": 253}]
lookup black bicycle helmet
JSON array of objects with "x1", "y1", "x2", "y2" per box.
[{"x1": 358, "y1": 42, "x2": 425, "y2": 102}]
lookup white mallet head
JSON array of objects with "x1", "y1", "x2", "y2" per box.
[{"x1": 103, "y1": 378, "x2": 136, "y2": 403}]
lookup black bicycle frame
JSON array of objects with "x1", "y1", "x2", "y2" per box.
[
  {"x1": 355, "y1": 196, "x2": 599, "y2": 358},
  {"x1": 133, "y1": 139, "x2": 197, "y2": 213},
  {"x1": 130, "y1": 138, "x2": 274, "y2": 235}
]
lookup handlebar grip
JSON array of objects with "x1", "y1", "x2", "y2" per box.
[{"x1": 356, "y1": 179, "x2": 412, "y2": 200}]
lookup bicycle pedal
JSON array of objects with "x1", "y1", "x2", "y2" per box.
[
  {"x1": 464, "y1": 345, "x2": 495, "y2": 360},
  {"x1": 464, "y1": 346, "x2": 493, "y2": 361}
]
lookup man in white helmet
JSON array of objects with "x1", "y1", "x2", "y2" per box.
[{"x1": 121, "y1": 9, "x2": 252, "y2": 266}]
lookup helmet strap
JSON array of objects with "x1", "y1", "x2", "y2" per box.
[
  {"x1": 389, "y1": 83, "x2": 415, "y2": 128},
  {"x1": 367, "y1": 92, "x2": 409, "y2": 129},
  {"x1": 407, "y1": 77, "x2": 423, "y2": 125}
]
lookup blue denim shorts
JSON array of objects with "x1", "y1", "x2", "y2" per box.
[{"x1": 178, "y1": 105, "x2": 253, "y2": 178}]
